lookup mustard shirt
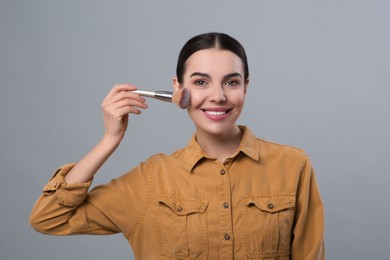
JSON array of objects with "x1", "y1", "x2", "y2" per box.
[{"x1": 30, "y1": 126, "x2": 325, "y2": 259}]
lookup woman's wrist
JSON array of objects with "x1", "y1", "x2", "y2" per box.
[
  {"x1": 64, "y1": 135, "x2": 122, "y2": 184},
  {"x1": 100, "y1": 134, "x2": 123, "y2": 150}
]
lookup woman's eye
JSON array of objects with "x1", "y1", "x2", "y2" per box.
[
  {"x1": 195, "y1": 80, "x2": 207, "y2": 86},
  {"x1": 226, "y1": 80, "x2": 239, "y2": 86}
]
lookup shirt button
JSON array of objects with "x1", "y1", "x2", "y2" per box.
[
  {"x1": 268, "y1": 203, "x2": 274, "y2": 209},
  {"x1": 177, "y1": 207, "x2": 183, "y2": 212},
  {"x1": 224, "y1": 234, "x2": 231, "y2": 240},
  {"x1": 220, "y1": 169, "x2": 226, "y2": 175},
  {"x1": 223, "y1": 202, "x2": 229, "y2": 208}
]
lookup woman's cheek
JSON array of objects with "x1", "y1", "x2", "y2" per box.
[
  {"x1": 229, "y1": 93, "x2": 245, "y2": 105},
  {"x1": 188, "y1": 90, "x2": 204, "y2": 108}
]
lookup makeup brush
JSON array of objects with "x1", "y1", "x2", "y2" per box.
[{"x1": 133, "y1": 89, "x2": 191, "y2": 109}]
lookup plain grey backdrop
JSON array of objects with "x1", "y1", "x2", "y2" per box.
[{"x1": 1, "y1": 0, "x2": 389, "y2": 259}]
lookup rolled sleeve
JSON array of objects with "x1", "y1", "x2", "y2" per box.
[
  {"x1": 42, "y1": 163, "x2": 92, "y2": 207},
  {"x1": 30, "y1": 162, "x2": 150, "y2": 237},
  {"x1": 30, "y1": 164, "x2": 94, "y2": 235}
]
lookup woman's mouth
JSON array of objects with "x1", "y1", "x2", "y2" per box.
[{"x1": 202, "y1": 108, "x2": 232, "y2": 121}]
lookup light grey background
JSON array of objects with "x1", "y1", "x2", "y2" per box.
[{"x1": 1, "y1": 0, "x2": 389, "y2": 259}]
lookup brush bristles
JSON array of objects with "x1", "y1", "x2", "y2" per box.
[{"x1": 172, "y1": 88, "x2": 191, "y2": 109}]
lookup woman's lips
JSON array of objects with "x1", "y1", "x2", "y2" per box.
[{"x1": 202, "y1": 108, "x2": 232, "y2": 121}]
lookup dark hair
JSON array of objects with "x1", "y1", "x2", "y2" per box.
[{"x1": 176, "y1": 32, "x2": 249, "y2": 83}]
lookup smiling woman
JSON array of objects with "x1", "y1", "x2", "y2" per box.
[
  {"x1": 174, "y1": 48, "x2": 248, "y2": 159},
  {"x1": 30, "y1": 32, "x2": 325, "y2": 259}
]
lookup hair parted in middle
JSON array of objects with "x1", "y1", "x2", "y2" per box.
[{"x1": 176, "y1": 32, "x2": 249, "y2": 84}]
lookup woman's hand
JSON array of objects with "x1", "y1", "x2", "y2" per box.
[{"x1": 101, "y1": 84, "x2": 148, "y2": 144}]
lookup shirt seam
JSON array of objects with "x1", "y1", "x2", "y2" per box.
[{"x1": 125, "y1": 162, "x2": 153, "y2": 240}]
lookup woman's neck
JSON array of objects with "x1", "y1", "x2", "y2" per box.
[{"x1": 195, "y1": 125, "x2": 243, "y2": 163}]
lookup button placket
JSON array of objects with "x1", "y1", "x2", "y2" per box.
[{"x1": 217, "y1": 164, "x2": 233, "y2": 254}]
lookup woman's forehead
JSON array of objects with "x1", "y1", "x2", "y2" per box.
[{"x1": 184, "y1": 49, "x2": 244, "y2": 76}]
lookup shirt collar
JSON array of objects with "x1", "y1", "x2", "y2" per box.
[
  {"x1": 237, "y1": 126, "x2": 260, "y2": 162},
  {"x1": 179, "y1": 126, "x2": 260, "y2": 172}
]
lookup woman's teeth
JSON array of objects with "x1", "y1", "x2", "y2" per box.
[{"x1": 205, "y1": 110, "x2": 226, "y2": 116}]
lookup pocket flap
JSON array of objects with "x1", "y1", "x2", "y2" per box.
[
  {"x1": 243, "y1": 194, "x2": 295, "y2": 213},
  {"x1": 158, "y1": 194, "x2": 208, "y2": 216}
]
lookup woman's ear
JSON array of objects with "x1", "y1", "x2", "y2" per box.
[
  {"x1": 172, "y1": 77, "x2": 182, "y2": 91},
  {"x1": 244, "y1": 79, "x2": 250, "y2": 94}
]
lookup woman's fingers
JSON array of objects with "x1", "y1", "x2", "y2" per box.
[
  {"x1": 102, "y1": 94, "x2": 147, "y2": 112},
  {"x1": 103, "y1": 100, "x2": 147, "y2": 118},
  {"x1": 100, "y1": 84, "x2": 150, "y2": 140},
  {"x1": 115, "y1": 105, "x2": 143, "y2": 116},
  {"x1": 111, "y1": 98, "x2": 148, "y2": 110},
  {"x1": 110, "y1": 92, "x2": 146, "y2": 108},
  {"x1": 104, "y1": 84, "x2": 138, "y2": 101},
  {"x1": 102, "y1": 84, "x2": 148, "y2": 115},
  {"x1": 108, "y1": 88, "x2": 144, "y2": 104}
]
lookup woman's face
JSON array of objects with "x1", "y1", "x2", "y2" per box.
[{"x1": 174, "y1": 48, "x2": 248, "y2": 137}]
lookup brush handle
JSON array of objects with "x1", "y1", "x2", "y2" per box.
[{"x1": 133, "y1": 90, "x2": 173, "y2": 103}]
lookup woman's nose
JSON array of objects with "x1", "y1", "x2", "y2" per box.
[{"x1": 208, "y1": 86, "x2": 226, "y2": 103}]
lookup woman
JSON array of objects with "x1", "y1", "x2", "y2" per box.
[{"x1": 30, "y1": 32, "x2": 325, "y2": 259}]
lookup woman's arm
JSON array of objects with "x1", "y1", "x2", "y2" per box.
[
  {"x1": 30, "y1": 84, "x2": 149, "y2": 234},
  {"x1": 291, "y1": 156, "x2": 325, "y2": 259},
  {"x1": 65, "y1": 84, "x2": 148, "y2": 184}
]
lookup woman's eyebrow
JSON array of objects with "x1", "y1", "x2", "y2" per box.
[
  {"x1": 190, "y1": 72, "x2": 242, "y2": 79},
  {"x1": 190, "y1": 72, "x2": 210, "y2": 78},
  {"x1": 223, "y1": 73, "x2": 242, "y2": 80}
]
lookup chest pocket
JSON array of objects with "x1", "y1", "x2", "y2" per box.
[
  {"x1": 242, "y1": 194, "x2": 295, "y2": 259},
  {"x1": 157, "y1": 194, "x2": 209, "y2": 259}
]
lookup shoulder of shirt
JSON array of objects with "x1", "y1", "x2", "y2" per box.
[
  {"x1": 255, "y1": 137, "x2": 309, "y2": 161},
  {"x1": 139, "y1": 148, "x2": 194, "y2": 167},
  {"x1": 140, "y1": 152, "x2": 182, "y2": 166}
]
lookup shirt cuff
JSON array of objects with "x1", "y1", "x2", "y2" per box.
[{"x1": 42, "y1": 163, "x2": 93, "y2": 207}]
